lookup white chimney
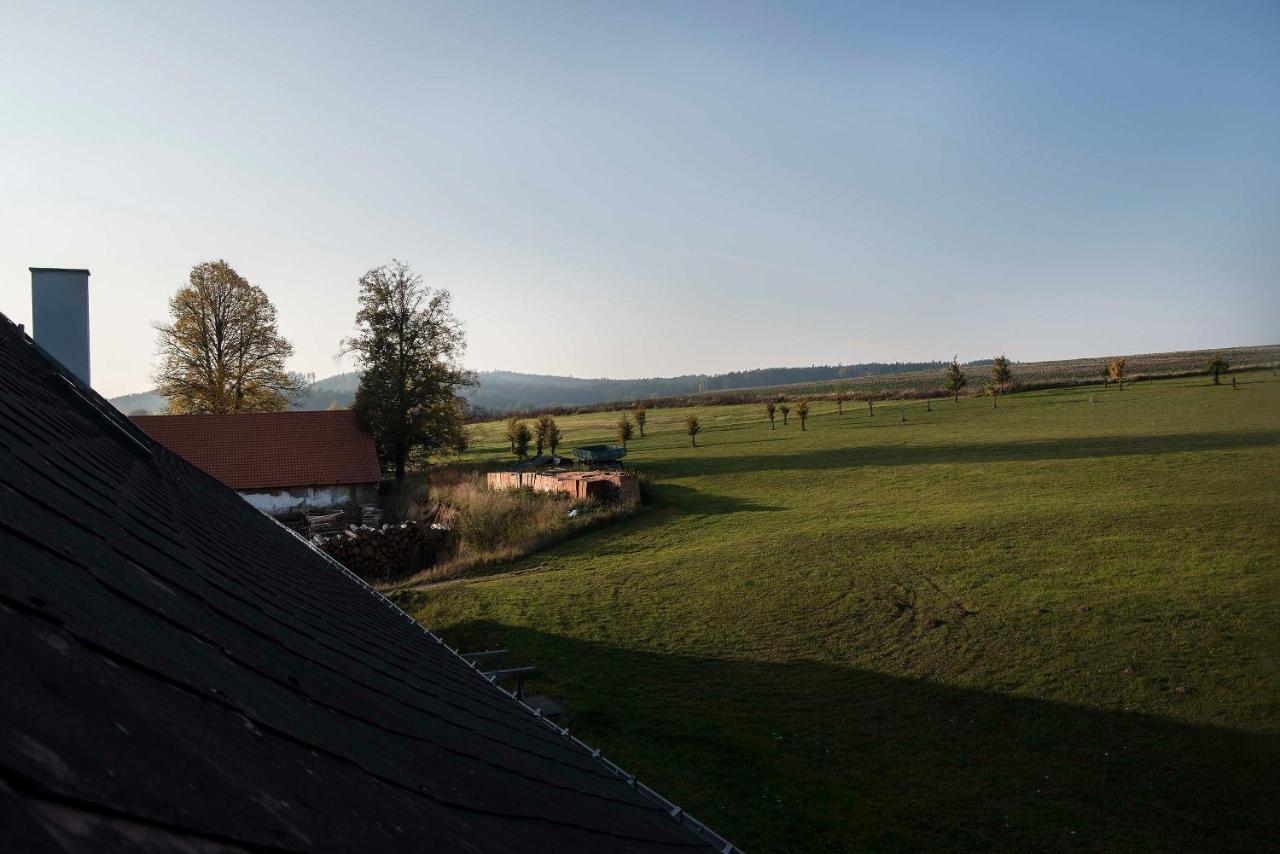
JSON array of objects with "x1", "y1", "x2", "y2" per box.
[{"x1": 31, "y1": 267, "x2": 91, "y2": 386}]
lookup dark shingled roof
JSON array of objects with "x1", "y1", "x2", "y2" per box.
[
  {"x1": 0, "y1": 313, "x2": 734, "y2": 853},
  {"x1": 130, "y1": 410, "x2": 382, "y2": 491}
]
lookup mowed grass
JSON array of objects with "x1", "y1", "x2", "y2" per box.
[{"x1": 400, "y1": 373, "x2": 1280, "y2": 852}]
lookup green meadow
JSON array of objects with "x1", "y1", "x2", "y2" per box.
[{"x1": 399, "y1": 373, "x2": 1280, "y2": 852}]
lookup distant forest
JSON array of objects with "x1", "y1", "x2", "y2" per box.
[{"x1": 111, "y1": 361, "x2": 947, "y2": 417}]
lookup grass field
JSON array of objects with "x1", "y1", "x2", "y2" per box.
[{"x1": 399, "y1": 372, "x2": 1280, "y2": 852}]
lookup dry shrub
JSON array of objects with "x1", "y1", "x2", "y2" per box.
[{"x1": 380, "y1": 470, "x2": 635, "y2": 590}]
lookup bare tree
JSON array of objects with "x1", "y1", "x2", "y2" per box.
[{"x1": 154, "y1": 260, "x2": 306, "y2": 413}]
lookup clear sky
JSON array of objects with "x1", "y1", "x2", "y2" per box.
[{"x1": 2, "y1": 0, "x2": 1276, "y2": 397}]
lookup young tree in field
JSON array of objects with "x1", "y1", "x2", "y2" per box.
[
  {"x1": 945, "y1": 357, "x2": 967, "y2": 403},
  {"x1": 765, "y1": 401, "x2": 777, "y2": 429},
  {"x1": 546, "y1": 418, "x2": 563, "y2": 455},
  {"x1": 867, "y1": 396, "x2": 875, "y2": 417},
  {"x1": 616, "y1": 415, "x2": 635, "y2": 448},
  {"x1": 796, "y1": 399, "x2": 810, "y2": 431},
  {"x1": 505, "y1": 416, "x2": 523, "y2": 453},
  {"x1": 534, "y1": 413, "x2": 556, "y2": 455},
  {"x1": 779, "y1": 403, "x2": 790, "y2": 425},
  {"x1": 634, "y1": 405, "x2": 647, "y2": 437},
  {"x1": 991, "y1": 354, "x2": 1013, "y2": 393},
  {"x1": 1205, "y1": 356, "x2": 1230, "y2": 385},
  {"x1": 1108, "y1": 357, "x2": 1127, "y2": 390},
  {"x1": 685, "y1": 415, "x2": 701, "y2": 446},
  {"x1": 343, "y1": 260, "x2": 476, "y2": 480},
  {"x1": 154, "y1": 260, "x2": 306, "y2": 414},
  {"x1": 834, "y1": 390, "x2": 846, "y2": 414},
  {"x1": 513, "y1": 422, "x2": 532, "y2": 459}
]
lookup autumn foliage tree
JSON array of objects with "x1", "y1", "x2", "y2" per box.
[
  {"x1": 1108, "y1": 357, "x2": 1128, "y2": 390},
  {"x1": 343, "y1": 260, "x2": 475, "y2": 480},
  {"x1": 796, "y1": 399, "x2": 810, "y2": 431},
  {"x1": 616, "y1": 415, "x2": 635, "y2": 448},
  {"x1": 505, "y1": 416, "x2": 524, "y2": 453},
  {"x1": 765, "y1": 401, "x2": 777, "y2": 429},
  {"x1": 153, "y1": 260, "x2": 306, "y2": 414}
]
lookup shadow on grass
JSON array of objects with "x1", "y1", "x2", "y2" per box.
[
  {"x1": 424, "y1": 620, "x2": 1279, "y2": 853},
  {"x1": 637, "y1": 430, "x2": 1280, "y2": 479}
]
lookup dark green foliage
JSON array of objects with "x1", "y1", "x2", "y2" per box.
[
  {"x1": 534, "y1": 414, "x2": 555, "y2": 455},
  {"x1": 344, "y1": 260, "x2": 475, "y2": 479},
  {"x1": 513, "y1": 422, "x2": 532, "y2": 459},
  {"x1": 1206, "y1": 357, "x2": 1229, "y2": 384},
  {"x1": 685, "y1": 414, "x2": 701, "y2": 446}
]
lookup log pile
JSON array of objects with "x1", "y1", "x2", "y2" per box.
[
  {"x1": 306, "y1": 510, "x2": 345, "y2": 536},
  {"x1": 316, "y1": 520, "x2": 453, "y2": 583}
]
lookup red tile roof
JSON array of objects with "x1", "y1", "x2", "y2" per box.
[{"x1": 130, "y1": 410, "x2": 382, "y2": 490}]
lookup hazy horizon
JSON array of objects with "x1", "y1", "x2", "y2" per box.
[{"x1": 3, "y1": 1, "x2": 1277, "y2": 397}]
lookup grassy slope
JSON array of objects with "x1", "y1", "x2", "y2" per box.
[{"x1": 401, "y1": 373, "x2": 1280, "y2": 852}]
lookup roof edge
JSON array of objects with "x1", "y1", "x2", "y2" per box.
[{"x1": 266, "y1": 515, "x2": 742, "y2": 853}]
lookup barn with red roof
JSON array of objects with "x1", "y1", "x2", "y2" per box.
[{"x1": 131, "y1": 410, "x2": 383, "y2": 513}]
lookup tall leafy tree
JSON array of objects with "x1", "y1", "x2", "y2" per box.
[
  {"x1": 546, "y1": 418, "x2": 563, "y2": 455},
  {"x1": 944, "y1": 357, "x2": 967, "y2": 402},
  {"x1": 534, "y1": 414, "x2": 555, "y2": 455},
  {"x1": 991, "y1": 354, "x2": 1013, "y2": 393},
  {"x1": 513, "y1": 422, "x2": 532, "y2": 459},
  {"x1": 343, "y1": 260, "x2": 475, "y2": 480},
  {"x1": 154, "y1": 260, "x2": 306, "y2": 413}
]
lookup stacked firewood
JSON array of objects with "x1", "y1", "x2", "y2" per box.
[
  {"x1": 360, "y1": 504, "x2": 384, "y2": 527},
  {"x1": 316, "y1": 520, "x2": 453, "y2": 583},
  {"x1": 306, "y1": 510, "x2": 346, "y2": 537}
]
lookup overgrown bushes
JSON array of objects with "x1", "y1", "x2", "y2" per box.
[{"x1": 380, "y1": 468, "x2": 637, "y2": 588}]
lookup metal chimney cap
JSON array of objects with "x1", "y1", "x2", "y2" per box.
[{"x1": 30, "y1": 267, "x2": 91, "y2": 275}]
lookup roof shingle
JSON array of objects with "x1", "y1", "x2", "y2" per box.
[{"x1": 0, "y1": 313, "x2": 732, "y2": 852}]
